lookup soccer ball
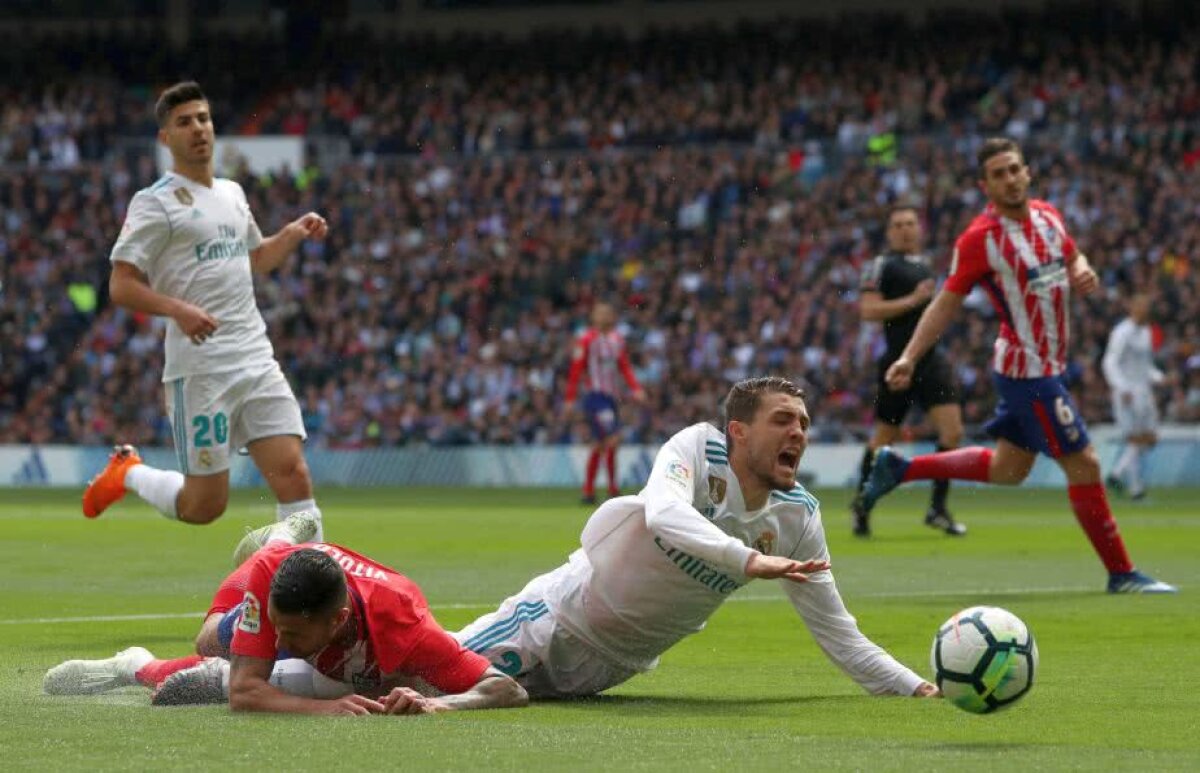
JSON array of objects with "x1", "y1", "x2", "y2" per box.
[{"x1": 930, "y1": 606, "x2": 1038, "y2": 714}]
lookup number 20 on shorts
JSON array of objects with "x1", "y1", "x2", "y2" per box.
[{"x1": 193, "y1": 412, "x2": 229, "y2": 447}]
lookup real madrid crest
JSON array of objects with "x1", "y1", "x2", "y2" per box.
[
  {"x1": 198, "y1": 449, "x2": 213, "y2": 468},
  {"x1": 174, "y1": 187, "x2": 194, "y2": 206},
  {"x1": 707, "y1": 475, "x2": 727, "y2": 504},
  {"x1": 753, "y1": 531, "x2": 775, "y2": 555}
]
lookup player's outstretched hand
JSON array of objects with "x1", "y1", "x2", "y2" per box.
[
  {"x1": 172, "y1": 301, "x2": 219, "y2": 345},
  {"x1": 1068, "y1": 263, "x2": 1099, "y2": 295},
  {"x1": 885, "y1": 357, "x2": 915, "y2": 391},
  {"x1": 325, "y1": 694, "x2": 385, "y2": 716},
  {"x1": 912, "y1": 681, "x2": 941, "y2": 698},
  {"x1": 744, "y1": 554, "x2": 831, "y2": 584},
  {"x1": 383, "y1": 687, "x2": 441, "y2": 716}
]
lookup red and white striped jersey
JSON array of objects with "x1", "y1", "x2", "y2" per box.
[
  {"x1": 565, "y1": 328, "x2": 641, "y2": 401},
  {"x1": 944, "y1": 200, "x2": 1078, "y2": 379}
]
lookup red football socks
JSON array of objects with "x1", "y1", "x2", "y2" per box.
[
  {"x1": 901, "y1": 447, "x2": 994, "y2": 483},
  {"x1": 135, "y1": 655, "x2": 204, "y2": 688},
  {"x1": 1068, "y1": 483, "x2": 1134, "y2": 574},
  {"x1": 605, "y1": 447, "x2": 618, "y2": 495},
  {"x1": 584, "y1": 448, "x2": 601, "y2": 497}
]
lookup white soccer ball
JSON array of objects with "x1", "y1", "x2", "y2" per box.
[{"x1": 930, "y1": 606, "x2": 1038, "y2": 714}]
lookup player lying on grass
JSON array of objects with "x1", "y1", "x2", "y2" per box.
[
  {"x1": 454, "y1": 376, "x2": 938, "y2": 699},
  {"x1": 44, "y1": 520, "x2": 528, "y2": 716}
]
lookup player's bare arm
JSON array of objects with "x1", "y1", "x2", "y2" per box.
[
  {"x1": 383, "y1": 668, "x2": 529, "y2": 715},
  {"x1": 249, "y1": 212, "x2": 329, "y2": 274},
  {"x1": 1067, "y1": 252, "x2": 1099, "y2": 296},
  {"x1": 228, "y1": 654, "x2": 384, "y2": 716},
  {"x1": 109, "y1": 260, "x2": 218, "y2": 345},
  {"x1": 886, "y1": 290, "x2": 966, "y2": 391},
  {"x1": 858, "y1": 279, "x2": 936, "y2": 322}
]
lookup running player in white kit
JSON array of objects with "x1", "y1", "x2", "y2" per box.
[
  {"x1": 1102, "y1": 293, "x2": 1163, "y2": 500},
  {"x1": 456, "y1": 377, "x2": 938, "y2": 699},
  {"x1": 82, "y1": 82, "x2": 326, "y2": 537}
]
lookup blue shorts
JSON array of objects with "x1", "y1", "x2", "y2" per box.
[
  {"x1": 582, "y1": 392, "x2": 620, "y2": 440},
  {"x1": 985, "y1": 374, "x2": 1090, "y2": 458}
]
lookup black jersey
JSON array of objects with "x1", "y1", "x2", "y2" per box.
[{"x1": 859, "y1": 251, "x2": 937, "y2": 356}]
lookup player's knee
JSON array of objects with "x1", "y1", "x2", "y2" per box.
[
  {"x1": 990, "y1": 460, "x2": 1032, "y2": 486},
  {"x1": 177, "y1": 497, "x2": 227, "y2": 524}
]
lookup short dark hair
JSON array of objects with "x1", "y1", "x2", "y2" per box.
[
  {"x1": 722, "y1": 377, "x2": 805, "y2": 452},
  {"x1": 155, "y1": 81, "x2": 207, "y2": 126},
  {"x1": 977, "y1": 137, "x2": 1023, "y2": 178},
  {"x1": 886, "y1": 205, "x2": 920, "y2": 225},
  {"x1": 269, "y1": 549, "x2": 347, "y2": 618}
]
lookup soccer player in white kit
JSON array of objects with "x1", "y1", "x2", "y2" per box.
[
  {"x1": 455, "y1": 377, "x2": 938, "y2": 699},
  {"x1": 82, "y1": 82, "x2": 327, "y2": 535},
  {"x1": 1102, "y1": 293, "x2": 1163, "y2": 500}
]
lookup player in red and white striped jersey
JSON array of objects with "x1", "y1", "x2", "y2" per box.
[
  {"x1": 565, "y1": 301, "x2": 645, "y2": 504},
  {"x1": 860, "y1": 138, "x2": 1174, "y2": 594}
]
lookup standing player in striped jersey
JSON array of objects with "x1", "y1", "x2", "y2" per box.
[
  {"x1": 565, "y1": 301, "x2": 646, "y2": 504},
  {"x1": 860, "y1": 138, "x2": 1175, "y2": 594},
  {"x1": 81, "y1": 82, "x2": 327, "y2": 536},
  {"x1": 1102, "y1": 293, "x2": 1164, "y2": 501}
]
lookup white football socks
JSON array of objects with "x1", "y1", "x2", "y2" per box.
[
  {"x1": 277, "y1": 498, "x2": 324, "y2": 541},
  {"x1": 124, "y1": 464, "x2": 185, "y2": 520},
  {"x1": 1112, "y1": 445, "x2": 1136, "y2": 480},
  {"x1": 1127, "y1": 447, "x2": 1145, "y2": 496}
]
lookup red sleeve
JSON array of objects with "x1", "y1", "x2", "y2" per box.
[
  {"x1": 229, "y1": 557, "x2": 278, "y2": 662},
  {"x1": 392, "y1": 615, "x2": 491, "y2": 695},
  {"x1": 617, "y1": 343, "x2": 641, "y2": 393},
  {"x1": 564, "y1": 334, "x2": 589, "y2": 402},
  {"x1": 943, "y1": 231, "x2": 990, "y2": 294}
]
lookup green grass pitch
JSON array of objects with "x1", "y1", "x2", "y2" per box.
[{"x1": 1, "y1": 486, "x2": 1197, "y2": 771}]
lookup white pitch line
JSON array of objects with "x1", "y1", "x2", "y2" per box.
[{"x1": 0, "y1": 585, "x2": 1099, "y2": 626}]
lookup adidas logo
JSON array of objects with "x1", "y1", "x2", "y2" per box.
[{"x1": 13, "y1": 446, "x2": 48, "y2": 485}]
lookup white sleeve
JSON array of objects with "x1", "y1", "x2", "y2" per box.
[
  {"x1": 1102, "y1": 323, "x2": 1133, "y2": 393},
  {"x1": 110, "y1": 191, "x2": 170, "y2": 273},
  {"x1": 641, "y1": 429, "x2": 756, "y2": 575},
  {"x1": 781, "y1": 511, "x2": 925, "y2": 696},
  {"x1": 238, "y1": 184, "x2": 264, "y2": 250}
]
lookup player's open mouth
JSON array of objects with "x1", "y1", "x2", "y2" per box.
[{"x1": 777, "y1": 449, "x2": 800, "y2": 469}]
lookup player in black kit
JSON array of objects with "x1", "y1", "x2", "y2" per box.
[{"x1": 851, "y1": 206, "x2": 966, "y2": 537}]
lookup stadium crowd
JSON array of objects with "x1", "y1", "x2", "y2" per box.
[{"x1": 2, "y1": 7, "x2": 1199, "y2": 448}]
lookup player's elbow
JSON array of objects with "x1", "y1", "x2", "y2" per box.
[
  {"x1": 491, "y1": 675, "x2": 529, "y2": 709},
  {"x1": 108, "y1": 274, "x2": 134, "y2": 308},
  {"x1": 227, "y1": 676, "x2": 266, "y2": 713},
  {"x1": 858, "y1": 304, "x2": 882, "y2": 321}
]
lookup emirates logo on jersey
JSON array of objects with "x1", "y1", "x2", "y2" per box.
[{"x1": 174, "y1": 187, "x2": 194, "y2": 206}]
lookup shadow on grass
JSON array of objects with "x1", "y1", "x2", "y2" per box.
[{"x1": 540, "y1": 693, "x2": 865, "y2": 716}]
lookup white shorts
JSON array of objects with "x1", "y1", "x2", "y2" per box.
[
  {"x1": 1112, "y1": 389, "x2": 1158, "y2": 437},
  {"x1": 454, "y1": 563, "x2": 640, "y2": 699},
  {"x1": 164, "y1": 361, "x2": 305, "y2": 476}
]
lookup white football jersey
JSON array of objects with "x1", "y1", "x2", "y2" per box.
[
  {"x1": 1102, "y1": 318, "x2": 1163, "y2": 395},
  {"x1": 553, "y1": 422, "x2": 923, "y2": 696},
  {"x1": 110, "y1": 172, "x2": 273, "y2": 381}
]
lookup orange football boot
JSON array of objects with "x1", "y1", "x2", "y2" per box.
[{"x1": 82, "y1": 444, "x2": 143, "y2": 518}]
